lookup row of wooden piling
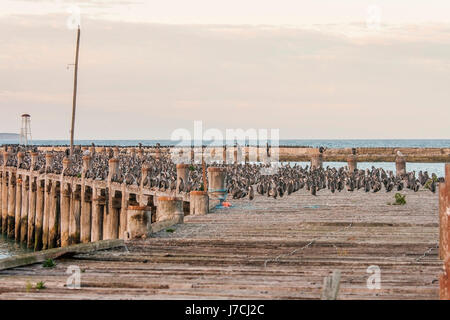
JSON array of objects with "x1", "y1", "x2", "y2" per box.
[
  {"x1": 439, "y1": 164, "x2": 450, "y2": 300},
  {"x1": 0, "y1": 150, "x2": 218, "y2": 251}
]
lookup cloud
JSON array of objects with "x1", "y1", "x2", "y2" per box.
[{"x1": 0, "y1": 14, "x2": 449, "y2": 139}]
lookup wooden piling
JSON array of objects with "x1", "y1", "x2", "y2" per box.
[
  {"x1": 42, "y1": 180, "x2": 51, "y2": 250},
  {"x1": 91, "y1": 188, "x2": 103, "y2": 242},
  {"x1": 19, "y1": 177, "x2": 29, "y2": 243},
  {"x1": 1, "y1": 166, "x2": 8, "y2": 234},
  {"x1": 48, "y1": 181, "x2": 58, "y2": 249},
  {"x1": 439, "y1": 163, "x2": 450, "y2": 300},
  {"x1": 14, "y1": 175, "x2": 22, "y2": 241},
  {"x1": 27, "y1": 178, "x2": 36, "y2": 248},
  {"x1": 119, "y1": 185, "x2": 128, "y2": 239},
  {"x1": 7, "y1": 172, "x2": 16, "y2": 239},
  {"x1": 106, "y1": 158, "x2": 119, "y2": 240},
  {"x1": 69, "y1": 188, "x2": 81, "y2": 244},
  {"x1": 440, "y1": 182, "x2": 448, "y2": 260},
  {"x1": 60, "y1": 183, "x2": 71, "y2": 247},
  {"x1": 80, "y1": 188, "x2": 92, "y2": 243},
  {"x1": 34, "y1": 180, "x2": 44, "y2": 251},
  {"x1": 0, "y1": 172, "x2": 2, "y2": 231}
]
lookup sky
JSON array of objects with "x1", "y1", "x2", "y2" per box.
[{"x1": 0, "y1": 0, "x2": 449, "y2": 140}]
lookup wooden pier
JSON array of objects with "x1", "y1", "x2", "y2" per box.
[
  {"x1": 0, "y1": 150, "x2": 212, "y2": 253},
  {"x1": 0, "y1": 184, "x2": 445, "y2": 299}
]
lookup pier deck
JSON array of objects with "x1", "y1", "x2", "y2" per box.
[{"x1": 0, "y1": 188, "x2": 441, "y2": 299}]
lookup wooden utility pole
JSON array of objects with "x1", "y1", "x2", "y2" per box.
[{"x1": 70, "y1": 25, "x2": 81, "y2": 157}]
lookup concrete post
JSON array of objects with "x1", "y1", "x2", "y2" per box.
[
  {"x1": 395, "y1": 156, "x2": 406, "y2": 177},
  {"x1": 45, "y1": 153, "x2": 53, "y2": 172},
  {"x1": 47, "y1": 180, "x2": 58, "y2": 249},
  {"x1": 17, "y1": 152, "x2": 24, "y2": 168},
  {"x1": 27, "y1": 178, "x2": 36, "y2": 248},
  {"x1": 20, "y1": 177, "x2": 29, "y2": 243},
  {"x1": 62, "y1": 157, "x2": 70, "y2": 175},
  {"x1": 156, "y1": 197, "x2": 184, "y2": 223},
  {"x1": 7, "y1": 173, "x2": 16, "y2": 239},
  {"x1": 347, "y1": 155, "x2": 357, "y2": 173},
  {"x1": 126, "y1": 205, "x2": 151, "y2": 239},
  {"x1": 30, "y1": 152, "x2": 38, "y2": 171},
  {"x1": 14, "y1": 175, "x2": 22, "y2": 241},
  {"x1": 310, "y1": 152, "x2": 323, "y2": 170},
  {"x1": 34, "y1": 180, "x2": 44, "y2": 251},
  {"x1": 82, "y1": 155, "x2": 91, "y2": 176},
  {"x1": 137, "y1": 148, "x2": 144, "y2": 159},
  {"x1": 189, "y1": 191, "x2": 209, "y2": 215},
  {"x1": 60, "y1": 183, "x2": 71, "y2": 247},
  {"x1": 207, "y1": 167, "x2": 227, "y2": 200},
  {"x1": 113, "y1": 147, "x2": 120, "y2": 158},
  {"x1": 176, "y1": 164, "x2": 189, "y2": 194}
]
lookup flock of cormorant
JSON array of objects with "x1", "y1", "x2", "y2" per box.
[{"x1": 1, "y1": 145, "x2": 443, "y2": 201}]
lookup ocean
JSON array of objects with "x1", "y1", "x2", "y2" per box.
[
  {"x1": 0, "y1": 139, "x2": 448, "y2": 258},
  {"x1": 1, "y1": 139, "x2": 449, "y2": 148}
]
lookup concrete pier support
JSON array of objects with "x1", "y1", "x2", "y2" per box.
[
  {"x1": 347, "y1": 155, "x2": 357, "y2": 173},
  {"x1": 156, "y1": 197, "x2": 183, "y2": 223},
  {"x1": 127, "y1": 206, "x2": 151, "y2": 239},
  {"x1": 189, "y1": 191, "x2": 209, "y2": 215},
  {"x1": 34, "y1": 180, "x2": 44, "y2": 251},
  {"x1": 20, "y1": 177, "x2": 29, "y2": 243},
  {"x1": 7, "y1": 172, "x2": 16, "y2": 239},
  {"x1": 176, "y1": 164, "x2": 189, "y2": 193},
  {"x1": 395, "y1": 155, "x2": 406, "y2": 177},
  {"x1": 60, "y1": 183, "x2": 71, "y2": 247},
  {"x1": 207, "y1": 167, "x2": 227, "y2": 200},
  {"x1": 14, "y1": 175, "x2": 22, "y2": 241},
  {"x1": 310, "y1": 152, "x2": 323, "y2": 170},
  {"x1": 137, "y1": 148, "x2": 144, "y2": 159},
  {"x1": 113, "y1": 147, "x2": 120, "y2": 158}
]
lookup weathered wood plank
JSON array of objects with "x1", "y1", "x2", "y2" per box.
[{"x1": 0, "y1": 239, "x2": 124, "y2": 271}]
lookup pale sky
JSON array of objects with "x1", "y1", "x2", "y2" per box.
[{"x1": 0, "y1": 0, "x2": 449, "y2": 140}]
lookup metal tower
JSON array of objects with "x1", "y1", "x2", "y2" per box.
[{"x1": 19, "y1": 114, "x2": 32, "y2": 146}]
